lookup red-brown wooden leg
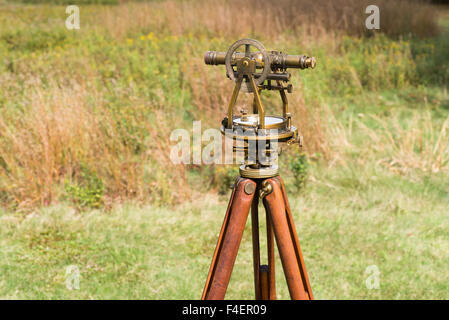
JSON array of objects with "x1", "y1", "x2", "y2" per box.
[
  {"x1": 262, "y1": 198, "x2": 276, "y2": 300},
  {"x1": 202, "y1": 177, "x2": 256, "y2": 300},
  {"x1": 259, "y1": 265, "x2": 269, "y2": 300},
  {"x1": 251, "y1": 189, "x2": 261, "y2": 299},
  {"x1": 266, "y1": 206, "x2": 276, "y2": 299},
  {"x1": 278, "y1": 177, "x2": 314, "y2": 300},
  {"x1": 263, "y1": 177, "x2": 309, "y2": 300}
]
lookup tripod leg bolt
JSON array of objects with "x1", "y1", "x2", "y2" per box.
[{"x1": 244, "y1": 182, "x2": 256, "y2": 195}]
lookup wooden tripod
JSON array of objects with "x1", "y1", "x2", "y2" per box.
[{"x1": 202, "y1": 175, "x2": 313, "y2": 300}]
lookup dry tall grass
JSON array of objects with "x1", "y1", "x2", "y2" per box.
[
  {"x1": 0, "y1": 0, "x2": 443, "y2": 210},
  {"x1": 362, "y1": 113, "x2": 449, "y2": 174},
  {"x1": 316, "y1": 107, "x2": 449, "y2": 174},
  {"x1": 101, "y1": 0, "x2": 440, "y2": 41},
  {"x1": 0, "y1": 80, "x2": 188, "y2": 210}
]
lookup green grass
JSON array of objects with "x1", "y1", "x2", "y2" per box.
[{"x1": 1, "y1": 164, "x2": 448, "y2": 299}]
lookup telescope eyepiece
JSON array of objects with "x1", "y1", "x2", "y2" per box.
[{"x1": 204, "y1": 51, "x2": 219, "y2": 65}]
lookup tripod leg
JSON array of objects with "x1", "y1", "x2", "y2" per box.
[
  {"x1": 254, "y1": 187, "x2": 276, "y2": 300},
  {"x1": 250, "y1": 189, "x2": 261, "y2": 299},
  {"x1": 259, "y1": 265, "x2": 269, "y2": 300},
  {"x1": 278, "y1": 177, "x2": 314, "y2": 299},
  {"x1": 202, "y1": 177, "x2": 240, "y2": 299},
  {"x1": 262, "y1": 199, "x2": 276, "y2": 300},
  {"x1": 202, "y1": 177, "x2": 256, "y2": 300},
  {"x1": 263, "y1": 178, "x2": 309, "y2": 300}
]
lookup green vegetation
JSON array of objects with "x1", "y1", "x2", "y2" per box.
[
  {"x1": 289, "y1": 153, "x2": 309, "y2": 191},
  {"x1": 0, "y1": 0, "x2": 448, "y2": 299},
  {"x1": 1, "y1": 170, "x2": 448, "y2": 299},
  {"x1": 64, "y1": 165, "x2": 104, "y2": 209}
]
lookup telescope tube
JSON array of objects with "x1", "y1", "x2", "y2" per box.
[{"x1": 204, "y1": 51, "x2": 316, "y2": 69}]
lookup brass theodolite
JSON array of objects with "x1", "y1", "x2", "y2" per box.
[{"x1": 202, "y1": 39, "x2": 316, "y2": 300}]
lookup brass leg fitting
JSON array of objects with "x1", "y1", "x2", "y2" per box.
[{"x1": 259, "y1": 180, "x2": 273, "y2": 199}]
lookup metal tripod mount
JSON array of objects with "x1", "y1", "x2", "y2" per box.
[{"x1": 202, "y1": 39, "x2": 316, "y2": 300}]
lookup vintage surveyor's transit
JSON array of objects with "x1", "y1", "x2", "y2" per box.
[{"x1": 202, "y1": 39, "x2": 316, "y2": 300}]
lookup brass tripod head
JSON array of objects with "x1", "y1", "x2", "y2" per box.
[{"x1": 204, "y1": 38, "x2": 316, "y2": 178}]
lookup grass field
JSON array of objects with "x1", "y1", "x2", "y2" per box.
[{"x1": 0, "y1": 0, "x2": 448, "y2": 299}]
